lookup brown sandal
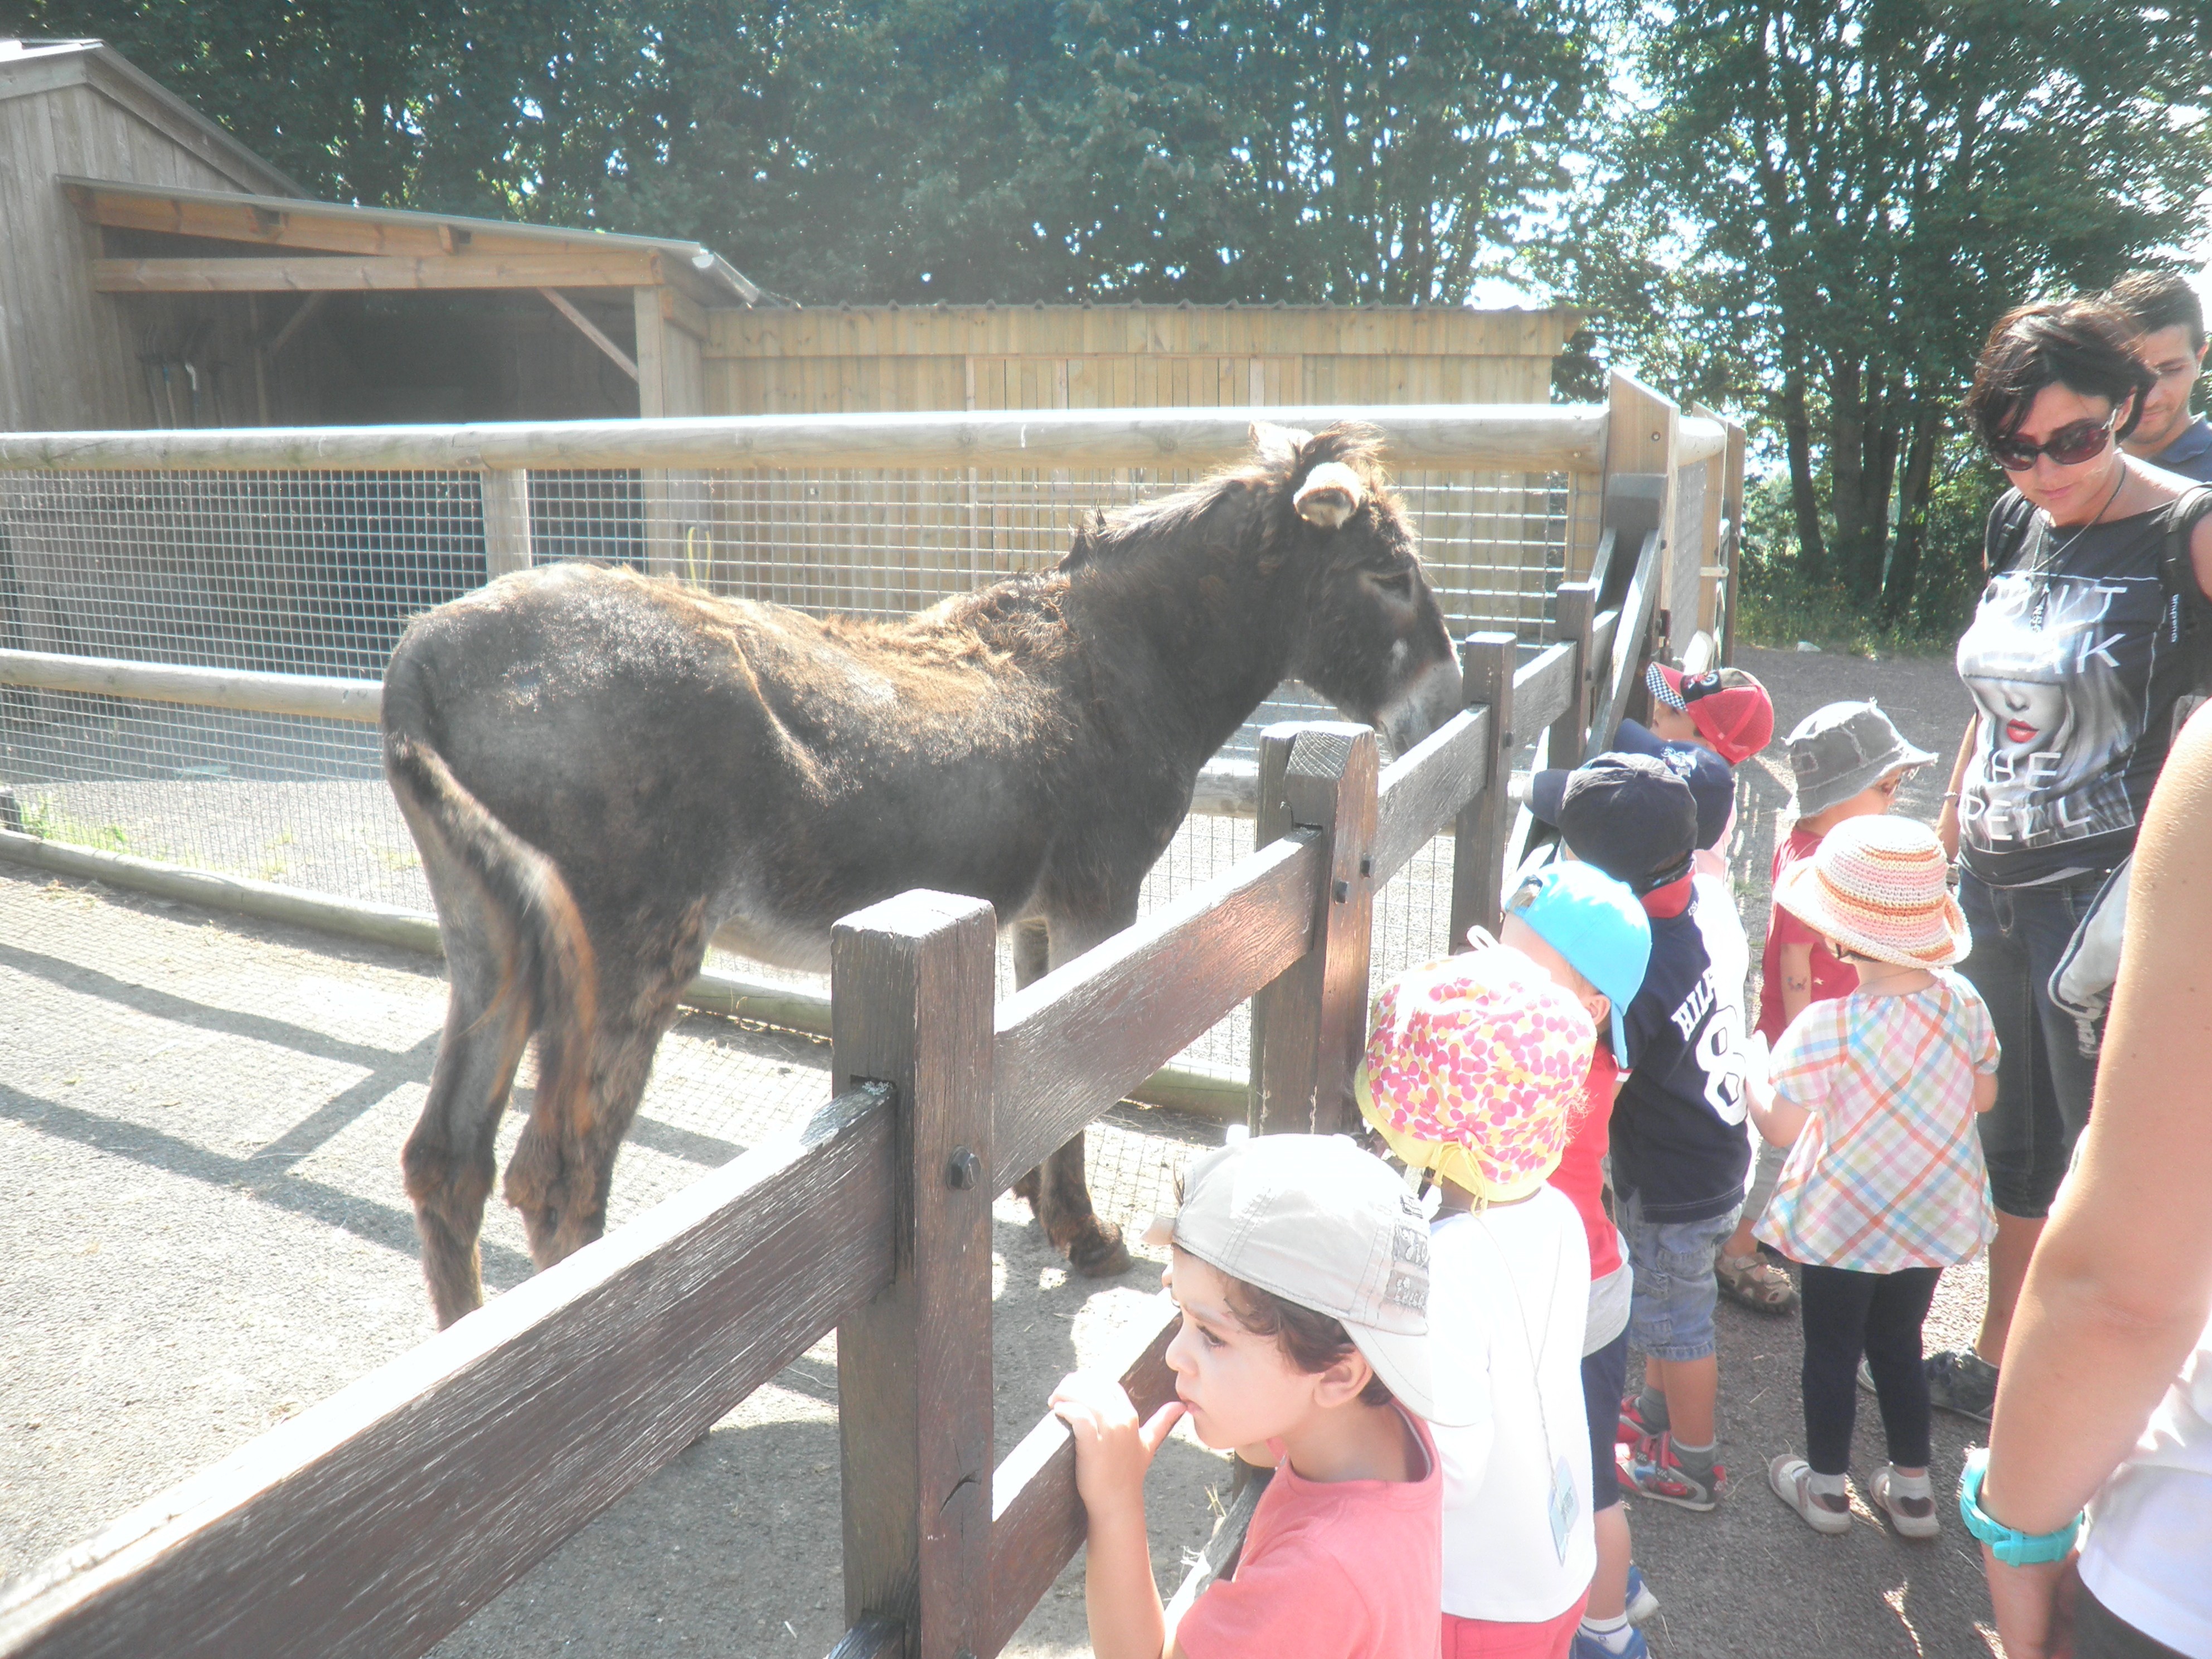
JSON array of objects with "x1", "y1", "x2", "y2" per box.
[{"x1": 1716, "y1": 1251, "x2": 1799, "y2": 1314}]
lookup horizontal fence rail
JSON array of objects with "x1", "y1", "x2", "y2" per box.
[{"x1": 0, "y1": 402, "x2": 1654, "y2": 475}]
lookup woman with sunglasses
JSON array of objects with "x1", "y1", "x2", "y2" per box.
[{"x1": 1918, "y1": 299, "x2": 2212, "y2": 1426}]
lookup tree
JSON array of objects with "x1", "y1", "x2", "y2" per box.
[
  {"x1": 14, "y1": 1, "x2": 1605, "y2": 307},
  {"x1": 1563, "y1": 0, "x2": 2212, "y2": 619}
]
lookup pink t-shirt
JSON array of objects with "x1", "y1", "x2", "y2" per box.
[
  {"x1": 1176, "y1": 1408, "x2": 1443, "y2": 1659},
  {"x1": 1757, "y1": 826, "x2": 1859, "y2": 1042},
  {"x1": 1546, "y1": 1047, "x2": 1624, "y2": 1279}
]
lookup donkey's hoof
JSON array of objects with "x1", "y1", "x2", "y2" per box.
[{"x1": 1069, "y1": 1221, "x2": 1131, "y2": 1278}]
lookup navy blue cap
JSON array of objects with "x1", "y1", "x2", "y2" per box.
[
  {"x1": 1530, "y1": 753, "x2": 1698, "y2": 894},
  {"x1": 1604, "y1": 719, "x2": 1736, "y2": 852}
]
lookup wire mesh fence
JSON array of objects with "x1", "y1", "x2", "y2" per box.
[{"x1": 1, "y1": 456, "x2": 1589, "y2": 1076}]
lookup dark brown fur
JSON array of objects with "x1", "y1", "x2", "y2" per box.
[{"x1": 384, "y1": 423, "x2": 1461, "y2": 1326}]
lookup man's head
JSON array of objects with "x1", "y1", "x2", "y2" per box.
[{"x1": 2102, "y1": 270, "x2": 2208, "y2": 458}]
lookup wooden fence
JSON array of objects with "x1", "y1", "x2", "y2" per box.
[
  {"x1": 0, "y1": 389, "x2": 1702, "y2": 1656},
  {"x1": 0, "y1": 505, "x2": 1665, "y2": 1659}
]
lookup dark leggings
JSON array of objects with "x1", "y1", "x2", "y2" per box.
[{"x1": 1798, "y1": 1262, "x2": 1942, "y2": 1476}]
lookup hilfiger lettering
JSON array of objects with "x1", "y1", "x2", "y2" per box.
[{"x1": 1669, "y1": 977, "x2": 1715, "y2": 1039}]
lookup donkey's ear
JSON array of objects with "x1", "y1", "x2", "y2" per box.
[
  {"x1": 1249, "y1": 421, "x2": 1312, "y2": 467},
  {"x1": 1293, "y1": 460, "x2": 1365, "y2": 529}
]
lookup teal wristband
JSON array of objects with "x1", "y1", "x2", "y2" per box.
[{"x1": 1958, "y1": 1448, "x2": 2083, "y2": 1566}]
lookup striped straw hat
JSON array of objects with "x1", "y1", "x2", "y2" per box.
[{"x1": 1774, "y1": 814, "x2": 1971, "y2": 969}]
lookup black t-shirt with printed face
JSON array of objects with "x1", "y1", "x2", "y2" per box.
[
  {"x1": 1612, "y1": 877, "x2": 1753, "y2": 1225},
  {"x1": 1957, "y1": 493, "x2": 2208, "y2": 888}
]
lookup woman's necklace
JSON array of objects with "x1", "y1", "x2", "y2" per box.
[
  {"x1": 2032, "y1": 462, "x2": 2128, "y2": 576},
  {"x1": 2029, "y1": 462, "x2": 2128, "y2": 626}
]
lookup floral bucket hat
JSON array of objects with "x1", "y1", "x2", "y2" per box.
[{"x1": 1354, "y1": 947, "x2": 1597, "y2": 1204}]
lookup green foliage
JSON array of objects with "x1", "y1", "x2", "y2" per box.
[
  {"x1": 20, "y1": 1, "x2": 1604, "y2": 307},
  {"x1": 1558, "y1": 0, "x2": 2212, "y2": 622},
  {"x1": 1736, "y1": 438, "x2": 2002, "y2": 654}
]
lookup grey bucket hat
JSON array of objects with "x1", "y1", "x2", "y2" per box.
[{"x1": 1785, "y1": 701, "x2": 1937, "y2": 817}]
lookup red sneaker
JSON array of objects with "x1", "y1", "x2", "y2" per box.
[
  {"x1": 1617, "y1": 1393, "x2": 1665, "y2": 1447},
  {"x1": 1617, "y1": 1432, "x2": 1725, "y2": 1512}
]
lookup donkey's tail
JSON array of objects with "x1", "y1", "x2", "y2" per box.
[{"x1": 382, "y1": 729, "x2": 599, "y2": 1194}]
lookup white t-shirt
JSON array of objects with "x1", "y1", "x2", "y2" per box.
[
  {"x1": 2080, "y1": 1307, "x2": 2212, "y2": 1656},
  {"x1": 1428, "y1": 1187, "x2": 1595, "y2": 1623}
]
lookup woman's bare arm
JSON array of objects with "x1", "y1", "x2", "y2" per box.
[{"x1": 1982, "y1": 706, "x2": 2212, "y2": 1525}]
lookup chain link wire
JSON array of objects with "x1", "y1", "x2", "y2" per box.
[{"x1": 1, "y1": 462, "x2": 1587, "y2": 1073}]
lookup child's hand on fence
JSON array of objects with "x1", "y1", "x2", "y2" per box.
[{"x1": 1050, "y1": 1371, "x2": 1185, "y2": 1522}]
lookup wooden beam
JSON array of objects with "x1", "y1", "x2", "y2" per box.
[
  {"x1": 265, "y1": 292, "x2": 327, "y2": 359},
  {"x1": 56, "y1": 182, "x2": 604, "y2": 264},
  {"x1": 990, "y1": 831, "x2": 1321, "y2": 1187},
  {"x1": 658, "y1": 284, "x2": 709, "y2": 342},
  {"x1": 91, "y1": 252, "x2": 666, "y2": 294},
  {"x1": 0, "y1": 1083, "x2": 900, "y2": 1659},
  {"x1": 535, "y1": 288, "x2": 637, "y2": 380},
  {"x1": 0, "y1": 404, "x2": 1609, "y2": 477},
  {"x1": 978, "y1": 1300, "x2": 1181, "y2": 1659}
]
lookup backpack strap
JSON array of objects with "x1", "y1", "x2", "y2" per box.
[{"x1": 2161, "y1": 486, "x2": 2212, "y2": 613}]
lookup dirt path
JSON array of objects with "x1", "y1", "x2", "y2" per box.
[{"x1": 1, "y1": 644, "x2": 2006, "y2": 1659}]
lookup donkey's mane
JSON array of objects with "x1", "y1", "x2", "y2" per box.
[{"x1": 1060, "y1": 422, "x2": 1390, "y2": 572}]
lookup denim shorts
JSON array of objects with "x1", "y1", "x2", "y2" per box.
[{"x1": 1619, "y1": 1189, "x2": 1742, "y2": 1362}]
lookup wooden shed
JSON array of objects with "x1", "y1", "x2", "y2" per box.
[{"x1": 1, "y1": 37, "x2": 760, "y2": 434}]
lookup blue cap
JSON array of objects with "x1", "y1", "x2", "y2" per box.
[
  {"x1": 1604, "y1": 719, "x2": 1736, "y2": 851},
  {"x1": 1500, "y1": 862, "x2": 1652, "y2": 1065}
]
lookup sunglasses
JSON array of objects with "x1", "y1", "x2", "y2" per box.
[{"x1": 1988, "y1": 415, "x2": 2117, "y2": 472}]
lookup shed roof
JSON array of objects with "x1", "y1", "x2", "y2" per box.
[
  {"x1": 0, "y1": 38, "x2": 300, "y2": 198},
  {"x1": 62, "y1": 173, "x2": 764, "y2": 306}
]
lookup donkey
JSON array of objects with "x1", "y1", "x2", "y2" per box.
[{"x1": 383, "y1": 422, "x2": 1462, "y2": 1326}]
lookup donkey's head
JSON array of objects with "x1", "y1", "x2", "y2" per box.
[{"x1": 1249, "y1": 421, "x2": 1462, "y2": 754}]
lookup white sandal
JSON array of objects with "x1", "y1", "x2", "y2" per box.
[
  {"x1": 1870, "y1": 1464, "x2": 1941, "y2": 1539},
  {"x1": 1768, "y1": 1453, "x2": 1852, "y2": 1535}
]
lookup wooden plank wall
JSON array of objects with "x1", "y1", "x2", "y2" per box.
[
  {"x1": 690, "y1": 305, "x2": 1584, "y2": 638},
  {"x1": 702, "y1": 305, "x2": 1573, "y2": 414},
  {"x1": 0, "y1": 78, "x2": 275, "y2": 433}
]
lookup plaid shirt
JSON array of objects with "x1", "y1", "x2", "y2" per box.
[{"x1": 1755, "y1": 972, "x2": 1999, "y2": 1273}]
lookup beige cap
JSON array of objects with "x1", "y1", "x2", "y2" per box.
[{"x1": 1152, "y1": 1134, "x2": 1471, "y2": 1424}]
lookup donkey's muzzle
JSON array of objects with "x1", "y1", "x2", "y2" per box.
[{"x1": 1379, "y1": 656, "x2": 1464, "y2": 755}]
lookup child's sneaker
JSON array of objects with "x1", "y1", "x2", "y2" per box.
[
  {"x1": 1857, "y1": 1350, "x2": 1998, "y2": 1420},
  {"x1": 1923, "y1": 1348, "x2": 1999, "y2": 1420},
  {"x1": 1624, "y1": 1564, "x2": 1660, "y2": 1624},
  {"x1": 1617, "y1": 1391, "x2": 1667, "y2": 1447},
  {"x1": 1618, "y1": 1432, "x2": 1725, "y2": 1511},
  {"x1": 1870, "y1": 1464, "x2": 1941, "y2": 1538},
  {"x1": 1768, "y1": 1453, "x2": 1852, "y2": 1534},
  {"x1": 1571, "y1": 1624, "x2": 1649, "y2": 1659}
]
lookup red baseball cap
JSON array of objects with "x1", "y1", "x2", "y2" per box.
[{"x1": 1647, "y1": 662, "x2": 1774, "y2": 764}]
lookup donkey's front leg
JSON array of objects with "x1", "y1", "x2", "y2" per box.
[{"x1": 1021, "y1": 910, "x2": 1133, "y2": 1278}]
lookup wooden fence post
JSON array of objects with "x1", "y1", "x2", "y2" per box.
[
  {"x1": 1450, "y1": 632, "x2": 1517, "y2": 945},
  {"x1": 1549, "y1": 582, "x2": 1598, "y2": 772},
  {"x1": 1248, "y1": 722, "x2": 1379, "y2": 1138},
  {"x1": 831, "y1": 890, "x2": 998, "y2": 1659},
  {"x1": 481, "y1": 468, "x2": 532, "y2": 578}
]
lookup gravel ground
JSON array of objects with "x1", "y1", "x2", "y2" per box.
[{"x1": 1, "y1": 643, "x2": 2012, "y2": 1659}]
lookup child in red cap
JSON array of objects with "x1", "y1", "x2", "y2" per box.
[{"x1": 1643, "y1": 662, "x2": 1776, "y2": 767}]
